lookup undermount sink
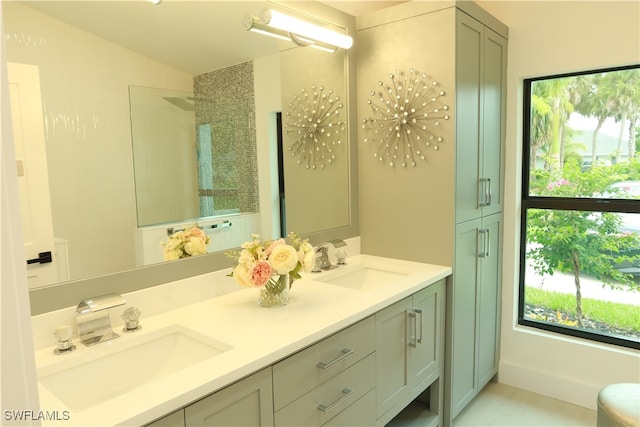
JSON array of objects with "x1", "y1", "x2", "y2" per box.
[
  {"x1": 39, "y1": 325, "x2": 231, "y2": 411},
  {"x1": 316, "y1": 263, "x2": 409, "y2": 291}
]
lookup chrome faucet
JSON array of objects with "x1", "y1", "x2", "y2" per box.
[
  {"x1": 76, "y1": 293, "x2": 126, "y2": 346},
  {"x1": 312, "y1": 239, "x2": 347, "y2": 272}
]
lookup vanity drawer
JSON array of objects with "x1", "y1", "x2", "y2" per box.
[
  {"x1": 322, "y1": 388, "x2": 375, "y2": 427},
  {"x1": 273, "y1": 316, "x2": 375, "y2": 410},
  {"x1": 275, "y1": 353, "x2": 376, "y2": 427}
]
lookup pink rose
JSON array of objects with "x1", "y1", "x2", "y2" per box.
[
  {"x1": 190, "y1": 228, "x2": 205, "y2": 239},
  {"x1": 251, "y1": 261, "x2": 273, "y2": 287}
]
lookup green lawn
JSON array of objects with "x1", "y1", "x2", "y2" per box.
[{"x1": 525, "y1": 287, "x2": 640, "y2": 332}]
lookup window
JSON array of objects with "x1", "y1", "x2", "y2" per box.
[{"x1": 520, "y1": 65, "x2": 640, "y2": 349}]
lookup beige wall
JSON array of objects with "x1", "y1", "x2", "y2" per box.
[
  {"x1": 476, "y1": 0, "x2": 640, "y2": 410},
  {"x1": 357, "y1": 5, "x2": 457, "y2": 267}
]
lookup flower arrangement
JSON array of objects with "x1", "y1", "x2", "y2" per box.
[
  {"x1": 162, "y1": 224, "x2": 210, "y2": 261},
  {"x1": 227, "y1": 232, "x2": 315, "y2": 306}
]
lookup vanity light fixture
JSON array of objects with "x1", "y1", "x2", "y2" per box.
[{"x1": 243, "y1": 8, "x2": 352, "y2": 52}]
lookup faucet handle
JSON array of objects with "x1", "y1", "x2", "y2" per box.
[
  {"x1": 53, "y1": 325, "x2": 75, "y2": 354},
  {"x1": 122, "y1": 306, "x2": 142, "y2": 332}
]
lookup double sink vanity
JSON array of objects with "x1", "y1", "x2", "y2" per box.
[{"x1": 32, "y1": 255, "x2": 451, "y2": 426}]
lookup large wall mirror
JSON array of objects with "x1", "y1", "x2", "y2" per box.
[{"x1": 3, "y1": 0, "x2": 358, "y2": 314}]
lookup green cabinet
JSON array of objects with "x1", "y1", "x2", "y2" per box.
[
  {"x1": 145, "y1": 368, "x2": 273, "y2": 427},
  {"x1": 185, "y1": 367, "x2": 274, "y2": 427},
  {"x1": 455, "y1": 12, "x2": 507, "y2": 224},
  {"x1": 145, "y1": 282, "x2": 447, "y2": 427},
  {"x1": 445, "y1": 8, "x2": 507, "y2": 425},
  {"x1": 272, "y1": 317, "x2": 376, "y2": 426},
  {"x1": 376, "y1": 280, "x2": 444, "y2": 426},
  {"x1": 447, "y1": 213, "x2": 503, "y2": 423},
  {"x1": 146, "y1": 410, "x2": 185, "y2": 427}
]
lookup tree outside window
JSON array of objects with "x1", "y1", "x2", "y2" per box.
[{"x1": 521, "y1": 65, "x2": 640, "y2": 349}]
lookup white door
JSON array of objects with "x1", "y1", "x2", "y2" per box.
[{"x1": 8, "y1": 62, "x2": 58, "y2": 288}]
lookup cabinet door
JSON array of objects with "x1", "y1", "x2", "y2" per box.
[
  {"x1": 146, "y1": 410, "x2": 185, "y2": 427},
  {"x1": 185, "y1": 367, "x2": 274, "y2": 427},
  {"x1": 375, "y1": 296, "x2": 412, "y2": 420},
  {"x1": 408, "y1": 281, "x2": 443, "y2": 394},
  {"x1": 449, "y1": 218, "x2": 481, "y2": 417},
  {"x1": 480, "y1": 29, "x2": 507, "y2": 218},
  {"x1": 455, "y1": 14, "x2": 483, "y2": 224},
  {"x1": 476, "y1": 213, "x2": 502, "y2": 387},
  {"x1": 455, "y1": 12, "x2": 507, "y2": 223},
  {"x1": 376, "y1": 284, "x2": 445, "y2": 425}
]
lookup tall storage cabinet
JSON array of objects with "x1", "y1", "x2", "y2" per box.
[
  {"x1": 447, "y1": 10, "x2": 507, "y2": 425},
  {"x1": 357, "y1": 2, "x2": 507, "y2": 425}
]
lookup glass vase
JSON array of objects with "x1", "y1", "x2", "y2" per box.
[{"x1": 258, "y1": 274, "x2": 290, "y2": 307}]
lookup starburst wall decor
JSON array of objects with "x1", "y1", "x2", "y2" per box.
[
  {"x1": 362, "y1": 69, "x2": 450, "y2": 167},
  {"x1": 284, "y1": 85, "x2": 345, "y2": 169}
]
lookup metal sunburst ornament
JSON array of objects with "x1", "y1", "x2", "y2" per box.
[
  {"x1": 285, "y1": 85, "x2": 345, "y2": 169},
  {"x1": 362, "y1": 69, "x2": 450, "y2": 167}
]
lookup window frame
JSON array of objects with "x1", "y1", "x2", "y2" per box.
[{"x1": 519, "y1": 65, "x2": 640, "y2": 350}]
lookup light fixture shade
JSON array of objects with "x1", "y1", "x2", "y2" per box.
[
  {"x1": 242, "y1": 16, "x2": 292, "y2": 42},
  {"x1": 260, "y1": 9, "x2": 353, "y2": 50}
]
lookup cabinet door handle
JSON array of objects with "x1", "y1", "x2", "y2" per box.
[
  {"x1": 479, "y1": 178, "x2": 492, "y2": 207},
  {"x1": 408, "y1": 311, "x2": 418, "y2": 347},
  {"x1": 414, "y1": 308, "x2": 423, "y2": 344},
  {"x1": 317, "y1": 388, "x2": 353, "y2": 412},
  {"x1": 317, "y1": 348, "x2": 353, "y2": 369},
  {"x1": 478, "y1": 228, "x2": 490, "y2": 258}
]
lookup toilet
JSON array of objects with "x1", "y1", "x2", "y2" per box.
[{"x1": 597, "y1": 383, "x2": 640, "y2": 427}]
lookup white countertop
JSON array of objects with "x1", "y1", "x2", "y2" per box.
[{"x1": 33, "y1": 255, "x2": 451, "y2": 426}]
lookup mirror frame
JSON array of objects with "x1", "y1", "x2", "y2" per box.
[{"x1": 28, "y1": 1, "x2": 359, "y2": 315}]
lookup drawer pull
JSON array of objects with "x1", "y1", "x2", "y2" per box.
[
  {"x1": 415, "y1": 308, "x2": 423, "y2": 344},
  {"x1": 317, "y1": 388, "x2": 353, "y2": 413},
  {"x1": 408, "y1": 310, "x2": 418, "y2": 347},
  {"x1": 317, "y1": 348, "x2": 353, "y2": 369}
]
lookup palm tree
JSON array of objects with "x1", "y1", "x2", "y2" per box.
[
  {"x1": 530, "y1": 92, "x2": 553, "y2": 173},
  {"x1": 571, "y1": 73, "x2": 616, "y2": 166},
  {"x1": 543, "y1": 78, "x2": 573, "y2": 171},
  {"x1": 600, "y1": 70, "x2": 640, "y2": 163}
]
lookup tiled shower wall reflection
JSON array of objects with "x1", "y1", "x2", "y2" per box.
[{"x1": 194, "y1": 62, "x2": 259, "y2": 216}]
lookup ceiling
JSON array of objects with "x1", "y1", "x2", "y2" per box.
[{"x1": 18, "y1": 1, "x2": 406, "y2": 75}]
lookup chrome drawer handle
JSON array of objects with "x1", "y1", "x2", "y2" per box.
[
  {"x1": 478, "y1": 228, "x2": 490, "y2": 258},
  {"x1": 317, "y1": 388, "x2": 353, "y2": 413},
  {"x1": 317, "y1": 348, "x2": 353, "y2": 369},
  {"x1": 414, "y1": 308, "x2": 423, "y2": 344},
  {"x1": 479, "y1": 177, "x2": 492, "y2": 207},
  {"x1": 408, "y1": 311, "x2": 418, "y2": 347}
]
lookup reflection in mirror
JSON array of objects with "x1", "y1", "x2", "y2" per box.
[
  {"x1": 280, "y1": 47, "x2": 350, "y2": 236},
  {"x1": 2, "y1": 0, "x2": 358, "y2": 314},
  {"x1": 129, "y1": 86, "x2": 201, "y2": 227}
]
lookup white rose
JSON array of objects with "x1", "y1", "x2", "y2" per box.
[
  {"x1": 187, "y1": 236, "x2": 207, "y2": 255},
  {"x1": 298, "y1": 242, "x2": 315, "y2": 272},
  {"x1": 164, "y1": 249, "x2": 181, "y2": 261},
  {"x1": 238, "y1": 248, "x2": 255, "y2": 265},
  {"x1": 233, "y1": 264, "x2": 254, "y2": 288},
  {"x1": 269, "y1": 244, "x2": 298, "y2": 274}
]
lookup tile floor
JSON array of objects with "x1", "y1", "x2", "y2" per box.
[{"x1": 452, "y1": 382, "x2": 597, "y2": 427}]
